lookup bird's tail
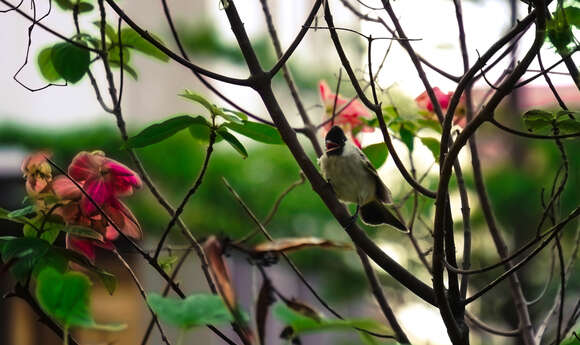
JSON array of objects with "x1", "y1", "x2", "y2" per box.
[{"x1": 360, "y1": 201, "x2": 407, "y2": 231}]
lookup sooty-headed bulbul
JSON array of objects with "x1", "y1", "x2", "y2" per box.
[{"x1": 319, "y1": 126, "x2": 407, "y2": 231}]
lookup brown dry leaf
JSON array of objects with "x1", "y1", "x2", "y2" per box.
[
  {"x1": 253, "y1": 237, "x2": 352, "y2": 253},
  {"x1": 256, "y1": 279, "x2": 275, "y2": 345},
  {"x1": 203, "y1": 236, "x2": 236, "y2": 311}
]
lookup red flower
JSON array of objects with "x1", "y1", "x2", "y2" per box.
[
  {"x1": 51, "y1": 151, "x2": 142, "y2": 262},
  {"x1": 53, "y1": 175, "x2": 142, "y2": 241},
  {"x1": 415, "y1": 87, "x2": 466, "y2": 127},
  {"x1": 319, "y1": 80, "x2": 374, "y2": 147},
  {"x1": 67, "y1": 151, "x2": 142, "y2": 216},
  {"x1": 66, "y1": 235, "x2": 114, "y2": 263}
]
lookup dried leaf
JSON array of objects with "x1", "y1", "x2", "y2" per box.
[
  {"x1": 203, "y1": 236, "x2": 236, "y2": 311},
  {"x1": 253, "y1": 237, "x2": 352, "y2": 253},
  {"x1": 256, "y1": 279, "x2": 275, "y2": 345}
]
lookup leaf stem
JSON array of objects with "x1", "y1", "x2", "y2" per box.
[
  {"x1": 176, "y1": 328, "x2": 185, "y2": 345},
  {"x1": 63, "y1": 326, "x2": 69, "y2": 345}
]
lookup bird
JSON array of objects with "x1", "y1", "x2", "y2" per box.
[{"x1": 318, "y1": 125, "x2": 407, "y2": 231}]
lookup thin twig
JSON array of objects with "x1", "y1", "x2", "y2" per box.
[
  {"x1": 222, "y1": 177, "x2": 396, "y2": 339},
  {"x1": 154, "y1": 130, "x2": 217, "y2": 260},
  {"x1": 141, "y1": 247, "x2": 192, "y2": 345},
  {"x1": 357, "y1": 248, "x2": 408, "y2": 343},
  {"x1": 6, "y1": 284, "x2": 80, "y2": 345},
  {"x1": 102, "y1": 0, "x2": 249, "y2": 86},
  {"x1": 46, "y1": 158, "x2": 237, "y2": 345},
  {"x1": 322, "y1": 3, "x2": 437, "y2": 198},
  {"x1": 263, "y1": 172, "x2": 306, "y2": 226},
  {"x1": 489, "y1": 119, "x2": 580, "y2": 140},
  {"x1": 463, "y1": 207, "x2": 580, "y2": 304},
  {"x1": 113, "y1": 249, "x2": 171, "y2": 345},
  {"x1": 465, "y1": 311, "x2": 520, "y2": 337},
  {"x1": 222, "y1": 0, "x2": 437, "y2": 307},
  {"x1": 259, "y1": 0, "x2": 322, "y2": 156}
]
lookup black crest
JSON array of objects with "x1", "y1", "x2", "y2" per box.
[{"x1": 325, "y1": 126, "x2": 347, "y2": 144}]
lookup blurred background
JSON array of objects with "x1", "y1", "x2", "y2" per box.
[{"x1": 0, "y1": 0, "x2": 579, "y2": 344}]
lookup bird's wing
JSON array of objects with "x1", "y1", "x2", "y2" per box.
[{"x1": 356, "y1": 148, "x2": 393, "y2": 204}]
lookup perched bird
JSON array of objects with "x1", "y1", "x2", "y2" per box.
[{"x1": 318, "y1": 126, "x2": 407, "y2": 231}]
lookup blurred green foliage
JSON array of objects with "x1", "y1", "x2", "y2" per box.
[
  {"x1": 1, "y1": 121, "x2": 578, "y2": 308},
  {"x1": 0, "y1": 123, "x2": 371, "y2": 301}
]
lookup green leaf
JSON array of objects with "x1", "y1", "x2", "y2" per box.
[
  {"x1": 108, "y1": 45, "x2": 131, "y2": 66},
  {"x1": 564, "y1": 6, "x2": 580, "y2": 27},
  {"x1": 362, "y1": 143, "x2": 388, "y2": 169},
  {"x1": 217, "y1": 128, "x2": 248, "y2": 158},
  {"x1": 125, "y1": 115, "x2": 209, "y2": 149},
  {"x1": 217, "y1": 112, "x2": 244, "y2": 125},
  {"x1": 77, "y1": 2, "x2": 94, "y2": 13},
  {"x1": 109, "y1": 60, "x2": 139, "y2": 80},
  {"x1": 417, "y1": 118, "x2": 442, "y2": 133},
  {"x1": 0, "y1": 207, "x2": 28, "y2": 224},
  {"x1": 222, "y1": 108, "x2": 248, "y2": 121},
  {"x1": 0, "y1": 236, "x2": 16, "y2": 253},
  {"x1": 36, "y1": 268, "x2": 124, "y2": 331},
  {"x1": 420, "y1": 137, "x2": 441, "y2": 160},
  {"x1": 223, "y1": 121, "x2": 284, "y2": 145},
  {"x1": 273, "y1": 303, "x2": 392, "y2": 338},
  {"x1": 559, "y1": 329, "x2": 580, "y2": 345},
  {"x1": 62, "y1": 225, "x2": 104, "y2": 242},
  {"x1": 555, "y1": 110, "x2": 580, "y2": 118},
  {"x1": 54, "y1": 0, "x2": 74, "y2": 10},
  {"x1": 523, "y1": 109, "x2": 553, "y2": 132},
  {"x1": 120, "y1": 28, "x2": 169, "y2": 62},
  {"x1": 32, "y1": 250, "x2": 68, "y2": 276},
  {"x1": 158, "y1": 255, "x2": 178, "y2": 274},
  {"x1": 37, "y1": 47, "x2": 61, "y2": 82},
  {"x1": 40, "y1": 222, "x2": 62, "y2": 244},
  {"x1": 189, "y1": 123, "x2": 214, "y2": 144},
  {"x1": 23, "y1": 223, "x2": 37, "y2": 237},
  {"x1": 556, "y1": 118, "x2": 580, "y2": 133},
  {"x1": 147, "y1": 293, "x2": 233, "y2": 329},
  {"x1": 92, "y1": 21, "x2": 117, "y2": 43},
  {"x1": 53, "y1": 248, "x2": 118, "y2": 295},
  {"x1": 51, "y1": 42, "x2": 90, "y2": 83},
  {"x1": 180, "y1": 89, "x2": 221, "y2": 115},
  {"x1": 382, "y1": 106, "x2": 399, "y2": 122},
  {"x1": 1, "y1": 237, "x2": 50, "y2": 282},
  {"x1": 8, "y1": 205, "x2": 36, "y2": 218},
  {"x1": 547, "y1": 8, "x2": 575, "y2": 52},
  {"x1": 36, "y1": 268, "x2": 93, "y2": 327},
  {"x1": 399, "y1": 126, "x2": 415, "y2": 152}
]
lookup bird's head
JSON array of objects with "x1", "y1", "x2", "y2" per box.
[{"x1": 325, "y1": 126, "x2": 347, "y2": 156}]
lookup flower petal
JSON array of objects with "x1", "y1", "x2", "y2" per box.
[
  {"x1": 81, "y1": 178, "x2": 112, "y2": 216},
  {"x1": 114, "y1": 200, "x2": 142, "y2": 239},
  {"x1": 26, "y1": 177, "x2": 48, "y2": 196},
  {"x1": 66, "y1": 234, "x2": 97, "y2": 263},
  {"x1": 68, "y1": 151, "x2": 103, "y2": 182},
  {"x1": 105, "y1": 159, "x2": 142, "y2": 197},
  {"x1": 21, "y1": 151, "x2": 51, "y2": 175},
  {"x1": 52, "y1": 175, "x2": 82, "y2": 200},
  {"x1": 319, "y1": 80, "x2": 332, "y2": 103}
]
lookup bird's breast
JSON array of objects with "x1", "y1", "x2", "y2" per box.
[{"x1": 320, "y1": 152, "x2": 376, "y2": 205}]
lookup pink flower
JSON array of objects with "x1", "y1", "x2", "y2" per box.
[
  {"x1": 67, "y1": 151, "x2": 142, "y2": 216},
  {"x1": 319, "y1": 80, "x2": 374, "y2": 148},
  {"x1": 415, "y1": 87, "x2": 466, "y2": 127},
  {"x1": 53, "y1": 175, "x2": 142, "y2": 241},
  {"x1": 66, "y1": 235, "x2": 114, "y2": 263},
  {"x1": 51, "y1": 151, "x2": 142, "y2": 262},
  {"x1": 21, "y1": 151, "x2": 52, "y2": 197}
]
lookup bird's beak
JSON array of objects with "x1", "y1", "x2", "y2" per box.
[{"x1": 325, "y1": 140, "x2": 340, "y2": 152}]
